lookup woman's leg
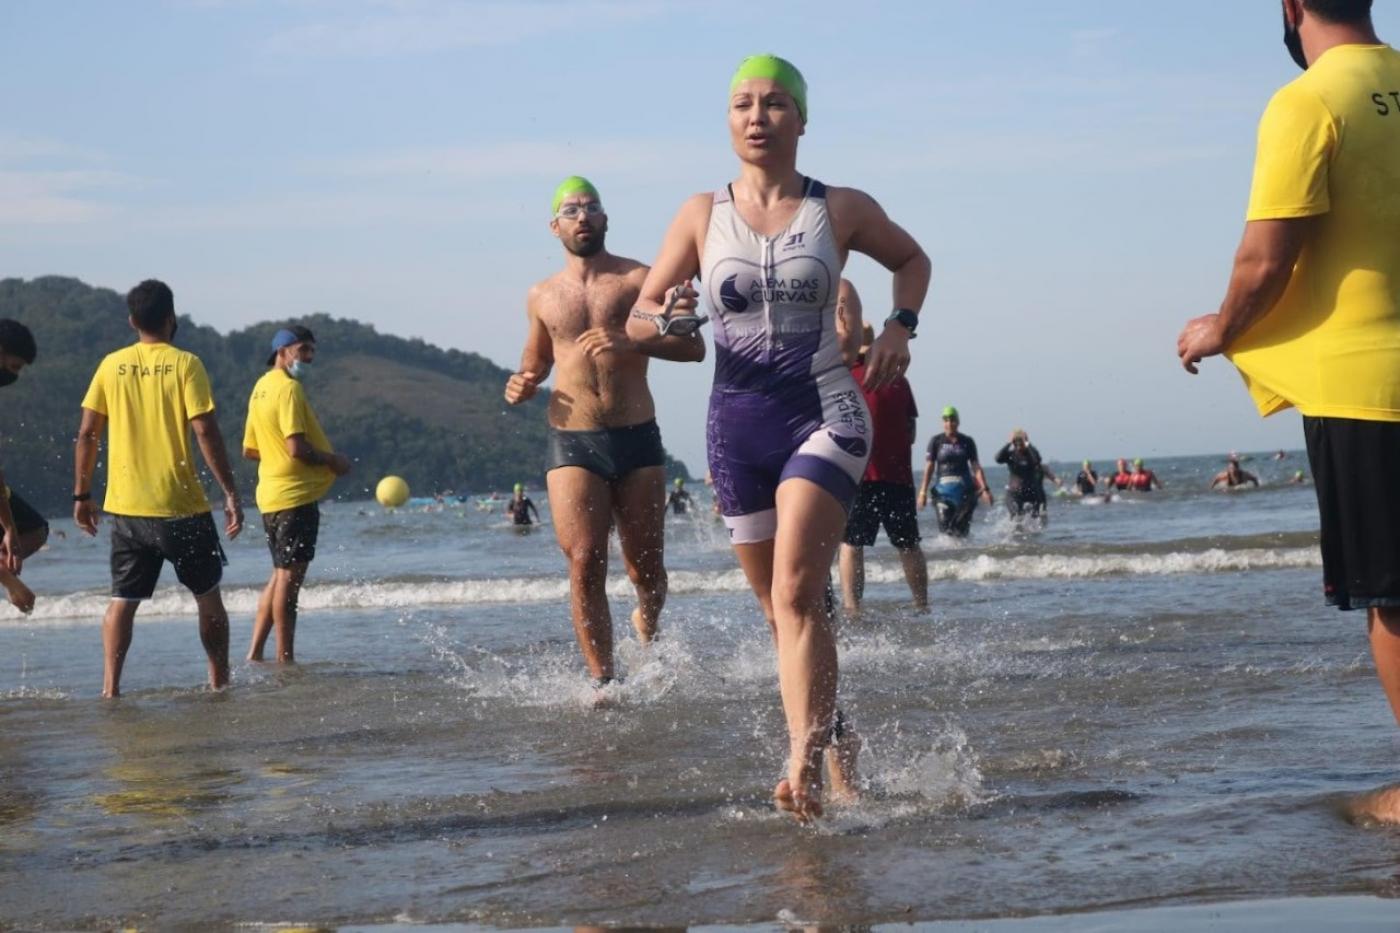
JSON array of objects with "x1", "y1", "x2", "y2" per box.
[{"x1": 767, "y1": 477, "x2": 851, "y2": 822}]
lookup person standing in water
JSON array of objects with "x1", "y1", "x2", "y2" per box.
[
  {"x1": 625, "y1": 55, "x2": 931, "y2": 821},
  {"x1": 243, "y1": 325, "x2": 352, "y2": 663},
  {"x1": 995, "y1": 428, "x2": 1061, "y2": 523},
  {"x1": 1176, "y1": 0, "x2": 1400, "y2": 822},
  {"x1": 1104, "y1": 457, "x2": 1134, "y2": 492},
  {"x1": 918, "y1": 407, "x2": 993, "y2": 537},
  {"x1": 505, "y1": 483, "x2": 540, "y2": 526},
  {"x1": 666, "y1": 478, "x2": 693, "y2": 515},
  {"x1": 1210, "y1": 456, "x2": 1260, "y2": 490},
  {"x1": 1130, "y1": 458, "x2": 1163, "y2": 491},
  {"x1": 1073, "y1": 460, "x2": 1100, "y2": 496},
  {"x1": 0, "y1": 320, "x2": 48, "y2": 613},
  {"x1": 505, "y1": 176, "x2": 678, "y2": 689},
  {"x1": 73, "y1": 279, "x2": 243, "y2": 697},
  {"x1": 839, "y1": 319, "x2": 929, "y2": 619}
]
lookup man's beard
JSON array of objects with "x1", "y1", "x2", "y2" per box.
[{"x1": 564, "y1": 229, "x2": 606, "y2": 257}]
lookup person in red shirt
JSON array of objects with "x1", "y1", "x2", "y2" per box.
[
  {"x1": 1130, "y1": 458, "x2": 1163, "y2": 491},
  {"x1": 1105, "y1": 458, "x2": 1135, "y2": 492},
  {"x1": 837, "y1": 308, "x2": 928, "y2": 619}
]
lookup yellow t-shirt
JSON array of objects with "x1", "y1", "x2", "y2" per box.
[
  {"x1": 81, "y1": 342, "x2": 215, "y2": 518},
  {"x1": 242, "y1": 368, "x2": 335, "y2": 513},
  {"x1": 1228, "y1": 45, "x2": 1400, "y2": 422}
]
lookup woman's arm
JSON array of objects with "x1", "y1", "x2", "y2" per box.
[
  {"x1": 623, "y1": 193, "x2": 711, "y2": 363},
  {"x1": 830, "y1": 187, "x2": 931, "y2": 390}
]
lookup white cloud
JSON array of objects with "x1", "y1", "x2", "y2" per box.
[{"x1": 0, "y1": 137, "x2": 136, "y2": 226}]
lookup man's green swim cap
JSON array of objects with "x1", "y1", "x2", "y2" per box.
[
  {"x1": 551, "y1": 176, "x2": 600, "y2": 215},
  {"x1": 674, "y1": 477, "x2": 684, "y2": 487},
  {"x1": 730, "y1": 54, "x2": 807, "y2": 122},
  {"x1": 513, "y1": 482, "x2": 524, "y2": 495},
  {"x1": 941, "y1": 405, "x2": 959, "y2": 419},
  {"x1": 1133, "y1": 458, "x2": 1144, "y2": 468}
]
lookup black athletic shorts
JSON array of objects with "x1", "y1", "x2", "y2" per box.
[
  {"x1": 844, "y1": 481, "x2": 921, "y2": 549},
  {"x1": 4, "y1": 491, "x2": 48, "y2": 541},
  {"x1": 263, "y1": 502, "x2": 320, "y2": 569},
  {"x1": 546, "y1": 419, "x2": 666, "y2": 482},
  {"x1": 110, "y1": 513, "x2": 226, "y2": 600},
  {"x1": 1304, "y1": 416, "x2": 1400, "y2": 610}
]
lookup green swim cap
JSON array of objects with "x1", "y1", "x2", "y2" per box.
[
  {"x1": 730, "y1": 54, "x2": 807, "y2": 122},
  {"x1": 513, "y1": 482, "x2": 523, "y2": 495},
  {"x1": 551, "y1": 176, "x2": 600, "y2": 215},
  {"x1": 674, "y1": 477, "x2": 684, "y2": 487},
  {"x1": 941, "y1": 405, "x2": 959, "y2": 419},
  {"x1": 1133, "y1": 458, "x2": 1144, "y2": 468},
  {"x1": 1083, "y1": 460, "x2": 1091, "y2": 469}
]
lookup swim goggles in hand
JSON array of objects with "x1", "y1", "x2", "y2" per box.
[{"x1": 652, "y1": 287, "x2": 709, "y2": 337}]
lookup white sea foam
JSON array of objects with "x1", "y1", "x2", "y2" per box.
[{"x1": 0, "y1": 547, "x2": 1320, "y2": 625}]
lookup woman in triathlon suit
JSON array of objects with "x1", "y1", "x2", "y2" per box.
[{"x1": 624, "y1": 55, "x2": 931, "y2": 822}]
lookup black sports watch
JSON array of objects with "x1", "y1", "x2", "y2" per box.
[
  {"x1": 72, "y1": 492, "x2": 92, "y2": 502},
  {"x1": 885, "y1": 308, "x2": 918, "y2": 337}
]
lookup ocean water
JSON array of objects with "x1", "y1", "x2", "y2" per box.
[{"x1": 3, "y1": 451, "x2": 1400, "y2": 928}]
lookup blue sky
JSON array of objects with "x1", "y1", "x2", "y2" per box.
[{"x1": 6, "y1": 0, "x2": 1397, "y2": 474}]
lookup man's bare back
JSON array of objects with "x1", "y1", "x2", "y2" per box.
[{"x1": 507, "y1": 255, "x2": 655, "y2": 430}]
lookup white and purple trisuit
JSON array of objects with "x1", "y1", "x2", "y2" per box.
[{"x1": 702, "y1": 177, "x2": 871, "y2": 544}]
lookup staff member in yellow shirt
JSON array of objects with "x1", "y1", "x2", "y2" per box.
[
  {"x1": 243, "y1": 325, "x2": 350, "y2": 663},
  {"x1": 74, "y1": 280, "x2": 244, "y2": 698},
  {"x1": 1177, "y1": 1, "x2": 1400, "y2": 817}
]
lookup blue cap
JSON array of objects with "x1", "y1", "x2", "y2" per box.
[{"x1": 267, "y1": 325, "x2": 314, "y2": 365}]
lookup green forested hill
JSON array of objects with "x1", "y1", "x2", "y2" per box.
[{"x1": 0, "y1": 277, "x2": 689, "y2": 514}]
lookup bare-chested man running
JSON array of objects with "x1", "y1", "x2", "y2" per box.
[{"x1": 505, "y1": 176, "x2": 703, "y2": 689}]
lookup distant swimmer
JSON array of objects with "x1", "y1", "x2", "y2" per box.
[
  {"x1": 243, "y1": 325, "x2": 352, "y2": 664},
  {"x1": 1073, "y1": 460, "x2": 1100, "y2": 496},
  {"x1": 1274, "y1": 449, "x2": 1289, "y2": 460},
  {"x1": 1104, "y1": 458, "x2": 1134, "y2": 492},
  {"x1": 995, "y1": 428, "x2": 1061, "y2": 524},
  {"x1": 1210, "y1": 456, "x2": 1259, "y2": 490},
  {"x1": 0, "y1": 320, "x2": 48, "y2": 613},
  {"x1": 74, "y1": 280, "x2": 244, "y2": 698},
  {"x1": 1289, "y1": 469, "x2": 1308, "y2": 485},
  {"x1": 838, "y1": 317, "x2": 930, "y2": 619},
  {"x1": 505, "y1": 176, "x2": 671, "y2": 689},
  {"x1": 1130, "y1": 458, "x2": 1163, "y2": 491},
  {"x1": 505, "y1": 483, "x2": 540, "y2": 526},
  {"x1": 918, "y1": 406, "x2": 993, "y2": 537},
  {"x1": 666, "y1": 477, "x2": 693, "y2": 515},
  {"x1": 626, "y1": 54, "x2": 930, "y2": 821}
]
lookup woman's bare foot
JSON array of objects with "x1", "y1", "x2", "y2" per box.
[
  {"x1": 1345, "y1": 784, "x2": 1400, "y2": 824},
  {"x1": 774, "y1": 741, "x2": 825, "y2": 824},
  {"x1": 3, "y1": 576, "x2": 35, "y2": 614}
]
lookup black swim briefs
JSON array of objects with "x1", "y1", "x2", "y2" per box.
[
  {"x1": 546, "y1": 419, "x2": 666, "y2": 482},
  {"x1": 1305, "y1": 416, "x2": 1400, "y2": 611},
  {"x1": 110, "y1": 512, "x2": 227, "y2": 601},
  {"x1": 843, "y1": 481, "x2": 921, "y2": 549}
]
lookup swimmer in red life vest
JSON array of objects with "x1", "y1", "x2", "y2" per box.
[
  {"x1": 1105, "y1": 458, "x2": 1135, "y2": 491},
  {"x1": 1130, "y1": 458, "x2": 1163, "y2": 491}
]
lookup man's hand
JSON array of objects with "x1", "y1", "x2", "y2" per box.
[
  {"x1": 327, "y1": 452, "x2": 352, "y2": 476},
  {"x1": 223, "y1": 498, "x2": 244, "y2": 540},
  {"x1": 74, "y1": 500, "x2": 100, "y2": 537},
  {"x1": 1177, "y1": 313, "x2": 1227, "y2": 375},
  {"x1": 916, "y1": 489, "x2": 928, "y2": 510},
  {"x1": 980, "y1": 488, "x2": 994, "y2": 505},
  {"x1": 0, "y1": 525, "x2": 21, "y2": 574},
  {"x1": 863, "y1": 325, "x2": 911, "y2": 390},
  {"x1": 504, "y1": 371, "x2": 541, "y2": 404},
  {"x1": 577, "y1": 327, "x2": 635, "y2": 359}
]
